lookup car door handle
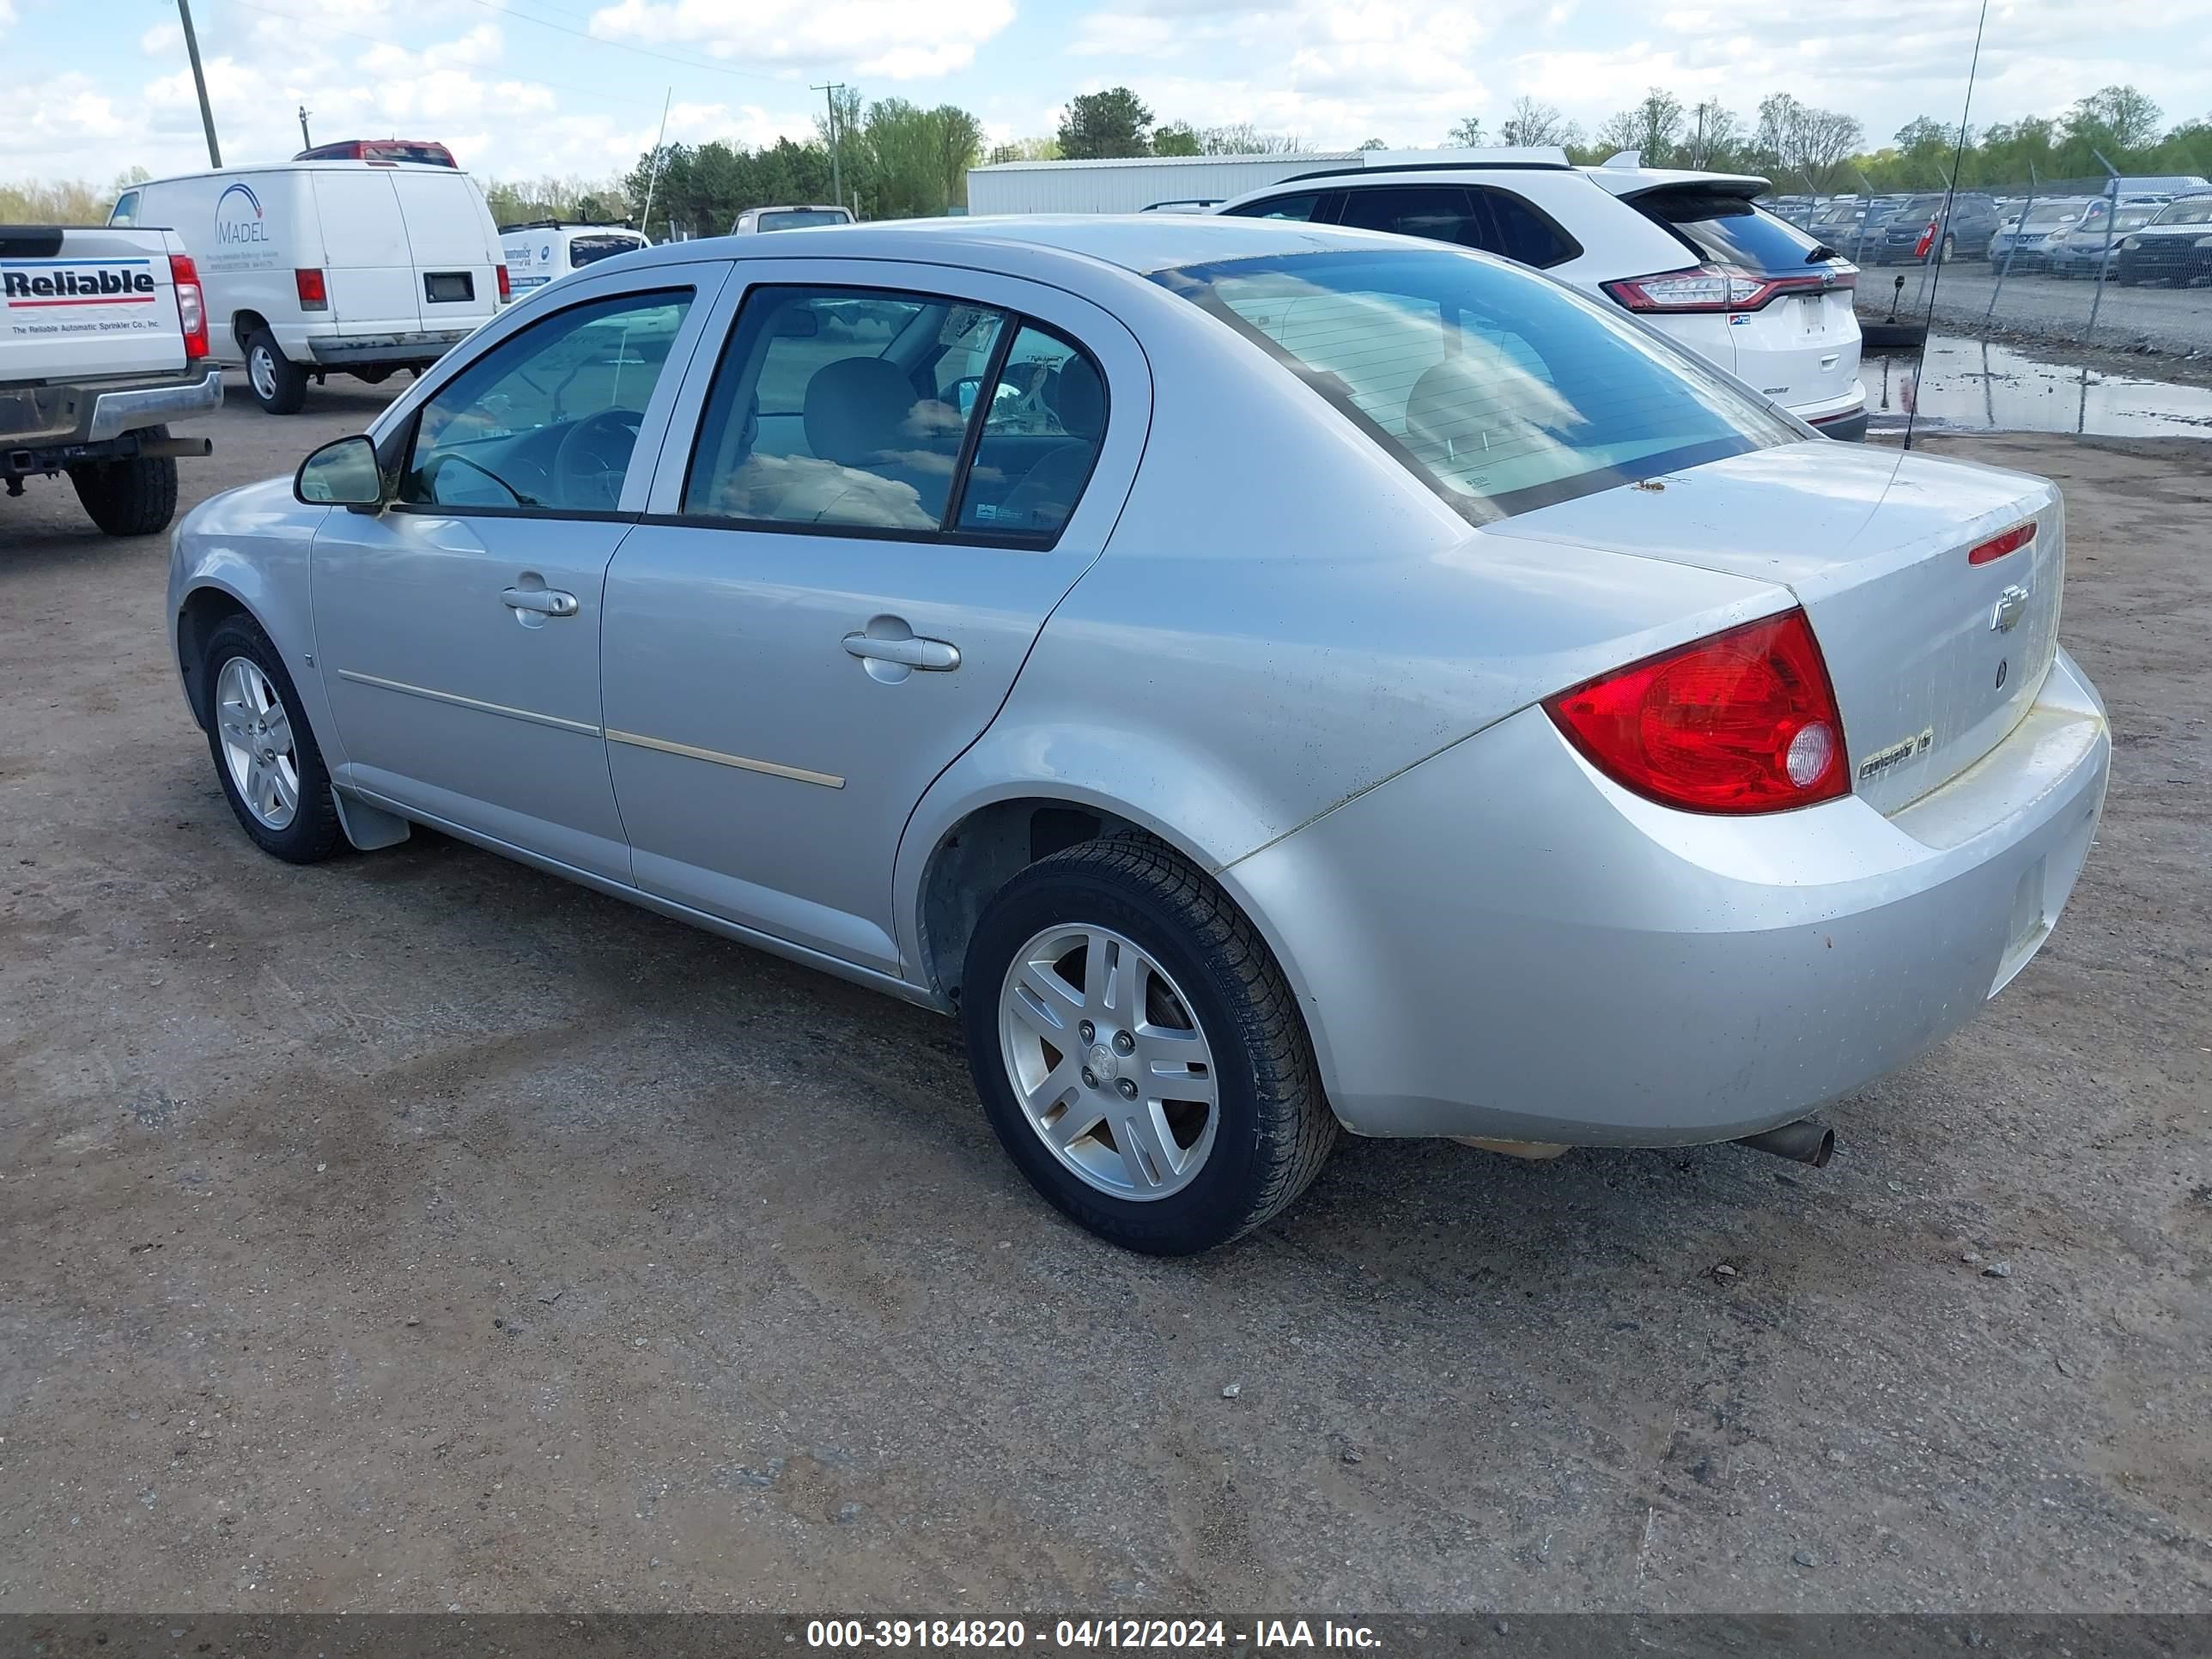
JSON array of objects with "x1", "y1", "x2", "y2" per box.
[
  {"x1": 503, "y1": 586, "x2": 579, "y2": 617},
  {"x1": 842, "y1": 632, "x2": 960, "y2": 671}
]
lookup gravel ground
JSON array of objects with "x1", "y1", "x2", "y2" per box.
[
  {"x1": 1862, "y1": 264, "x2": 2212, "y2": 361},
  {"x1": 1, "y1": 383, "x2": 2208, "y2": 1615}
]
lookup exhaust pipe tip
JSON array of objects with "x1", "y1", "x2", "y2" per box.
[{"x1": 1733, "y1": 1120, "x2": 1835, "y2": 1169}]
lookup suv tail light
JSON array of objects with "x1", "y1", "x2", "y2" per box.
[
  {"x1": 168, "y1": 253, "x2": 209, "y2": 361},
  {"x1": 295, "y1": 268, "x2": 329, "y2": 310},
  {"x1": 1603, "y1": 264, "x2": 1853, "y2": 314},
  {"x1": 495, "y1": 264, "x2": 512, "y2": 302},
  {"x1": 1545, "y1": 610, "x2": 1849, "y2": 814}
]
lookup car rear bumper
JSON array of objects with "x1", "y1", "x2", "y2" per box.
[
  {"x1": 1793, "y1": 383, "x2": 1869, "y2": 441},
  {"x1": 1224, "y1": 647, "x2": 2110, "y2": 1145}
]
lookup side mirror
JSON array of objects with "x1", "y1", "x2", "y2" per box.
[
  {"x1": 950, "y1": 374, "x2": 983, "y2": 416},
  {"x1": 295, "y1": 434, "x2": 385, "y2": 509}
]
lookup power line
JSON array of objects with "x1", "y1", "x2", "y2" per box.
[{"x1": 453, "y1": 0, "x2": 808, "y2": 89}]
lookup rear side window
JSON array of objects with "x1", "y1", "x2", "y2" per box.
[
  {"x1": 1224, "y1": 192, "x2": 1329, "y2": 222},
  {"x1": 1636, "y1": 191, "x2": 1832, "y2": 274},
  {"x1": 956, "y1": 325, "x2": 1106, "y2": 537},
  {"x1": 1472, "y1": 188, "x2": 1579, "y2": 268},
  {"x1": 109, "y1": 191, "x2": 140, "y2": 226},
  {"x1": 1340, "y1": 186, "x2": 1483, "y2": 249}
]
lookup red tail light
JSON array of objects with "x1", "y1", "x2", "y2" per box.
[
  {"x1": 1545, "y1": 610, "x2": 1850, "y2": 814},
  {"x1": 295, "y1": 268, "x2": 328, "y2": 309},
  {"x1": 1968, "y1": 521, "x2": 2035, "y2": 565},
  {"x1": 168, "y1": 253, "x2": 209, "y2": 361},
  {"x1": 1603, "y1": 264, "x2": 1852, "y2": 314},
  {"x1": 495, "y1": 264, "x2": 512, "y2": 302}
]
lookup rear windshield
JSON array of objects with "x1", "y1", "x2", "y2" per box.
[
  {"x1": 2015, "y1": 204, "x2": 2081, "y2": 227},
  {"x1": 1635, "y1": 191, "x2": 1836, "y2": 273},
  {"x1": 757, "y1": 209, "x2": 850, "y2": 231},
  {"x1": 1158, "y1": 248, "x2": 1802, "y2": 524},
  {"x1": 2153, "y1": 196, "x2": 2212, "y2": 225},
  {"x1": 569, "y1": 234, "x2": 645, "y2": 267}
]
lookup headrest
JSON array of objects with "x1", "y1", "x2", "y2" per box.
[
  {"x1": 1049, "y1": 354, "x2": 1105, "y2": 440},
  {"x1": 805, "y1": 356, "x2": 915, "y2": 466}
]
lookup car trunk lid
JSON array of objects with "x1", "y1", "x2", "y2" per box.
[{"x1": 1486, "y1": 442, "x2": 2063, "y2": 815}]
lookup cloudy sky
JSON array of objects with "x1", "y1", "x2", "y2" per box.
[{"x1": 4, "y1": 0, "x2": 2209, "y2": 186}]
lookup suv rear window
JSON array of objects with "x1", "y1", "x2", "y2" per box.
[
  {"x1": 757, "y1": 209, "x2": 851, "y2": 231},
  {"x1": 569, "y1": 234, "x2": 645, "y2": 267},
  {"x1": 1635, "y1": 191, "x2": 1834, "y2": 274},
  {"x1": 1158, "y1": 247, "x2": 1800, "y2": 523}
]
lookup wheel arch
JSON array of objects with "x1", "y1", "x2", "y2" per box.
[
  {"x1": 175, "y1": 582, "x2": 257, "y2": 730},
  {"x1": 231, "y1": 309, "x2": 269, "y2": 358}
]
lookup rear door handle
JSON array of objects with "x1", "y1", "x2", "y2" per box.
[
  {"x1": 503, "y1": 586, "x2": 579, "y2": 617},
  {"x1": 842, "y1": 632, "x2": 960, "y2": 671}
]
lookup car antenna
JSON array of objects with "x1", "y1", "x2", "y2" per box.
[{"x1": 1902, "y1": 0, "x2": 1990, "y2": 453}]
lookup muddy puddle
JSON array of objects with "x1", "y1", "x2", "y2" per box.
[{"x1": 1865, "y1": 337, "x2": 2212, "y2": 438}]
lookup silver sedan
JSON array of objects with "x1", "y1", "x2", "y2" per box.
[{"x1": 168, "y1": 216, "x2": 2110, "y2": 1254}]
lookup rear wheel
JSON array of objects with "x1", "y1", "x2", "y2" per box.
[
  {"x1": 962, "y1": 838, "x2": 1334, "y2": 1255},
  {"x1": 246, "y1": 330, "x2": 307, "y2": 415},
  {"x1": 68, "y1": 441, "x2": 178, "y2": 536},
  {"x1": 201, "y1": 613, "x2": 343, "y2": 863},
  {"x1": 1939, "y1": 234, "x2": 1957, "y2": 264}
]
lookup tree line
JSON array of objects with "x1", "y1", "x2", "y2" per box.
[{"x1": 9, "y1": 81, "x2": 2208, "y2": 234}]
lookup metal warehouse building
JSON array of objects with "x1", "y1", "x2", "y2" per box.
[{"x1": 964, "y1": 153, "x2": 1360, "y2": 216}]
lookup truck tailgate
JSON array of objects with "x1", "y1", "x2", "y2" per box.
[{"x1": 3, "y1": 228, "x2": 186, "y2": 382}]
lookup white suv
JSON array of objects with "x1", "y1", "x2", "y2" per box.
[{"x1": 1216, "y1": 152, "x2": 1866, "y2": 440}]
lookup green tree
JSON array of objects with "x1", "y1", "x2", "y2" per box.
[
  {"x1": 1357, "y1": 137, "x2": 1388, "y2": 151},
  {"x1": 2064, "y1": 84, "x2": 2162, "y2": 151},
  {"x1": 1498, "y1": 97, "x2": 1576, "y2": 149},
  {"x1": 1680, "y1": 100, "x2": 1741, "y2": 169},
  {"x1": 1058, "y1": 88, "x2": 1154, "y2": 159},
  {"x1": 1447, "y1": 116, "x2": 1485, "y2": 146},
  {"x1": 1152, "y1": 121, "x2": 1202, "y2": 157}
]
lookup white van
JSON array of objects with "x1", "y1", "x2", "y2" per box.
[
  {"x1": 112, "y1": 161, "x2": 506, "y2": 414},
  {"x1": 500, "y1": 221, "x2": 650, "y2": 295}
]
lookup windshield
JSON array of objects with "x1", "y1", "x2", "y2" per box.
[
  {"x1": 2015, "y1": 204, "x2": 2079, "y2": 228},
  {"x1": 1635, "y1": 192, "x2": 1838, "y2": 273},
  {"x1": 757, "y1": 209, "x2": 851, "y2": 231},
  {"x1": 1158, "y1": 248, "x2": 1802, "y2": 524},
  {"x1": 2152, "y1": 196, "x2": 2212, "y2": 226}
]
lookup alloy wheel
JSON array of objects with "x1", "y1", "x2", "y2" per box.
[
  {"x1": 997, "y1": 923, "x2": 1218, "y2": 1200},
  {"x1": 215, "y1": 655, "x2": 300, "y2": 830}
]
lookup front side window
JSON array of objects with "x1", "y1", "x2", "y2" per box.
[
  {"x1": 685, "y1": 287, "x2": 1003, "y2": 532},
  {"x1": 402, "y1": 288, "x2": 692, "y2": 513},
  {"x1": 1159, "y1": 248, "x2": 1801, "y2": 522}
]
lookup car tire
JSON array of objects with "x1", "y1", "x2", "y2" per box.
[
  {"x1": 961, "y1": 836, "x2": 1335, "y2": 1255},
  {"x1": 246, "y1": 330, "x2": 308, "y2": 415},
  {"x1": 201, "y1": 612, "x2": 343, "y2": 864},
  {"x1": 67, "y1": 441, "x2": 179, "y2": 536},
  {"x1": 1940, "y1": 234, "x2": 1957, "y2": 264}
]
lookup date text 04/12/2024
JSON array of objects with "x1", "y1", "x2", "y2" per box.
[{"x1": 805, "y1": 1620, "x2": 1384, "y2": 1650}]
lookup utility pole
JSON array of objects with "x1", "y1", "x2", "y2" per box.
[
  {"x1": 297, "y1": 106, "x2": 313, "y2": 150},
  {"x1": 813, "y1": 82, "x2": 846, "y2": 213},
  {"x1": 176, "y1": 0, "x2": 222, "y2": 167}
]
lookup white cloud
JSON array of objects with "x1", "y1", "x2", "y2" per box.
[{"x1": 586, "y1": 0, "x2": 1015, "y2": 79}]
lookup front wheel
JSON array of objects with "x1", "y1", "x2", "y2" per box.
[
  {"x1": 962, "y1": 838, "x2": 1335, "y2": 1255},
  {"x1": 201, "y1": 613, "x2": 343, "y2": 862}
]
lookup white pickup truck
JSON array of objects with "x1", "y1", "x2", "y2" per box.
[{"x1": 3, "y1": 224, "x2": 222, "y2": 535}]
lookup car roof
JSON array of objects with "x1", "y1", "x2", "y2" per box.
[
  {"x1": 746, "y1": 204, "x2": 851, "y2": 215},
  {"x1": 623, "y1": 214, "x2": 1408, "y2": 278}
]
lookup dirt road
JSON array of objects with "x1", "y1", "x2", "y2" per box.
[{"x1": 2, "y1": 386, "x2": 2207, "y2": 1613}]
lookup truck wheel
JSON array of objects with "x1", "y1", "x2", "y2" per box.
[
  {"x1": 246, "y1": 330, "x2": 307, "y2": 415},
  {"x1": 68, "y1": 446, "x2": 179, "y2": 537}
]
